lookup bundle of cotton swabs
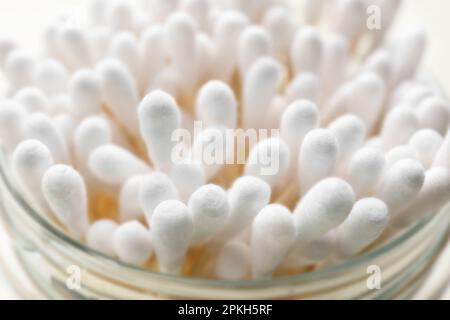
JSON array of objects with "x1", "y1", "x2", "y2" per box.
[{"x1": 0, "y1": 0, "x2": 449, "y2": 280}]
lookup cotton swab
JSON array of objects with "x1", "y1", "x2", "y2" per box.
[
  {"x1": 380, "y1": 106, "x2": 420, "y2": 151},
  {"x1": 385, "y1": 145, "x2": 419, "y2": 169},
  {"x1": 170, "y1": 161, "x2": 206, "y2": 202},
  {"x1": 109, "y1": 32, "x2": 140, "y2": 82},
  {"x1": 0, "y1": 101, "x2": 27, "y2": 151},
  {"x1": 96, "y1": 58, "x2": 140, "y2": 136},
  {"x1": 375, "y1": 159, "x2": 425, "y2": 214},
  {"x1": 138, "y1": 90, "x2": 182, "y2": 173},
  {"x1": 68, "y1": 69, "x2": 102, "y2": 120},
  {"x1": 284, "y1": 73, "x2": 320, "y2": 104},
  {"x1": 139, "y1": 172, "x2": 179, "y2": 223},
  {"x1": 212, "y1": 10, "x2": 249, "y2": 82},
  {"x1": 196, "y1": 80, "x2": 237, "y2": 129},
  {"x1": 4, "y1": 50, "x2": 35, "y2": 91},
  {"x1": 303, "y1": 0, "x2": 323, "y2": 24},
  {"x1": 88, "y1": 144, "x2": 149, "y2": 185},
  {"x1": 33, "y1": 59, "x2": 68, "y2": 96},
  {"x1": 151, "y1": 200, "x2": 193, "y2": 274},
  {"x1": 0, "y1": 35, "x2": 17, "y2": 67},
  {"x1": 188, "y1": 184, "x2": 229, "y2": 245},
  {"x1": 294, "y1": 178, "x2": 355, "y2": 246},
  {"x1": 333, "y1": 0, "x2": 366, "y2": 46},
  {"x1": 244, "y1": 137, "x2": 290, "y2": 187},
  {"x1": 41, "y1": 164, "x2": 89, "y2": 238},
  {"x1": 298, "y1": 128, "x2": 339, "y2": 194},
  {"x1": 113, "y1": 220, "x2": 153, "y2": 265},
  {"x1": 118, "y1": 174, "x2": 145, "y2": 222},
  {"x1": 394, "y1": 167, "x2": 450, "y2": 228},
  {"x1": 321, "y1": 34, "x2": 348, "y2": 96},
  {"x1": 408, "y1": 129, "x2": 444, "y2": 168},
  {"x1": 149, "y1": 0, "x2": 180, "y2": 23},
  {"x1": 139, "y1": 26, "x2": 165, "y2": 92},
  {"x1": 336, "y1": 198, "x2": 389, "y2": 257},
  {"x1": 250, "y1": 204, "x2": 296, "y2": 279},
  {"x1": 433, "y1": 131, "x2": 450, "y2": 169},
  {"x1": 238, "y1": 26, "x2": 273, "y2": 78},
  {"x1": 181, "y1": 0, "x2": 209, "y2": 30},
  {"x1": 14, "y1": 87, "x2": 47, "y2": 114},
  {"x1": 415, "y1": 97, "x2": 450, "y2": 135},
  {"x1": 58, "y1": 27, "x2": 94, "y2": 70},
  {"x1": 214, "y1": 176, "x2": 271, "y2": 244},
  {"x1": 12, "y1": 139, "x2": 54, "y2": 209},
  {"x1": 107, "y1": 0, "x2": 137, "y2": 32},
  {"x1": 280, "y1": 99, "x2": 319, "y2": 156},
  {"x1": 242, "y1": 56, "x2": 280, "y2": 129},
  {"x1": 291, "y1": 26, "x2": 322, "y2": 75},
  {"x1": 86, "y1": 219, "x2": 118, "y2": 256},
  {"x1": 24, "y1": 113, "x2": 69, "y2": 164},
  {"x1": 347, "y1": 147, "x2": 386, "y2": 197},
  {"x1": 215, "y1": 241, "x2": 250, "y2": 280}
]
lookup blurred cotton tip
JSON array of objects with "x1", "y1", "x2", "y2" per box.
[
  {"x1": 238, "y1": 26, "x2": 272, "y2": 77},
  {"x1": 381, "y1": 106, "x2": 419, "y2": 151},
  {"x1": 33, "y1": 59, "x2": 68, "y2": 96},
  {"x1": 113, "y1": 220, "x2": 153, "y2": 265},
  {"x1": 291, "y1": 26, "x2": 323, "y2": 75},
  {"x1": 14, "y1": 87, "x2": 47, "y2": 114},
  {"x1": 68, "y1": 69, "x2": 102, "y2": 119},
  {"x1": 215, "y1": 242, "x2": 250, "y2": 280},
  {"x1": 0, "y1": 101, "x2": 27, "y2": 151},
  {"x1": 87, "y1": 219, "x2": 118, "y2": 256},
  {"x1": 415, "y1": 97, "x2": 449, "y2": 135},
  {"x1": 119, "y1": 174, "x2": 145, "y2": 222},
  {"x1": 409, "y1": 129, "x2": 444, "y2": 168},
  {"x1": 170, "y1": 161, "x2": 206, "y2": 202}
]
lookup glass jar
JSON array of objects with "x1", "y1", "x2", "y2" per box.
[{"x1": 0, "y1": 149, "x2": 449, "y2": 300}]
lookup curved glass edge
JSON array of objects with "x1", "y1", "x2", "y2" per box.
[{"x1": 0, "y1": 148, "x2": 449, "y2": 290}]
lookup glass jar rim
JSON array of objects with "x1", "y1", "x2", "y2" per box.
[{"x1": 0, "y1": 148, "x2": 445, "y2": 289}]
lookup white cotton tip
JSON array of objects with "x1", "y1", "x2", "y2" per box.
[
  {"x1": 294, "y1": 178, "x2": 355, "y2": 245},
  {"x1": 291, "y1": 26, "x2": 323, "y2": 75},
  {"x1": 415, "y1": 97, "x2": 449, "y2": 135},
  {"x1": 138, "y1": 90, "x2": 181, "y2": 173},
  {"x1": 59, "y1": 27, "x2": 93, "y2": 70},
  {"x1": 118, "y1": 174, "x2": 145, "y2": 222},
  {"x1": 188, "y1": 184, "x2": 229, "y2": 245},
  {"x1": 152, "y1": 200, "x2": 193, "y2": 274},
  {"x1": 107, "y1": 0, "x2": 137, "y2": 32},
  {"x1": 181, "y1": 0, "x2": 209, "y2": 29},
  {"x1": 322, "y1": 82, "x2": 354, "y2": 124},
  {"x1": 262, "y1": 5, "x2": 296, "y2": 60},
  {"x1": 96, "y1": 59, "x2": 140, "y2": 135},
  {"x1": 245, "y1": 137, "x2": 290, "y2": 187},
  {"x1": 86, "y1": 219, "x2": 118, "y2": 256},
  {"x1": 347, "y1": 147, "x2": 386, "y2": 197},
  {"x1": 12, "y1": 140, "x2": 54, "y2": 208},
  {"x1": 347, "y1": 73, "x2": 386, "y2": 132},
  {"x1": 409, "y1": 129, "x2": 444, "y2": 169},
  {"x1": 170, "y1": 161, "x2": 205, "y2": 202},
  {"x1": 381, "y1": 106, "x2": 420, "y2": 151},
  {"x1": 375, "y1": 159, "x2": 425, "y2": 214},
  {"x1": 298, "y1": 129, "x2": 339, "y2": 195},
  {"x1": 243, "y1": 57, "x2": 280, "y2": 128},
  {"x1": 90, "y1": 27, "x2": 112, "y2": 63},
  {"x1": 196, "y1": 80, "x2": 237, "y2": 129},
  {"x1": 393, "y1": 83, "x2": 434, "y2": 108},
  {"x1": 433, "y1": 131, "x2": 450, "y2": 169},
  {"x1": 214, "y1": 176, "x2": 271, "y2": 243},
  {"x1": 365, "y1": 136, "x2": 383, "y2": 150},
  {"x1": 74, "y1": 116, "x2": 112, "y2": 165},
  {"x1": 33, "y1": 59, "x2": 68, "y2": 96},
  {"x1": 365, "y1": 49, "x2": 393, "y2": 85},
  {"x1": 285, "y1": 73, "x2": 320, "y2": 104},
  {"x1": 150, "y1": 67, "x2": 180, "y2": 98},
  {"x1": 150, "y1": 0, "x2": 180, "y2": 23},
  {"x1": 4, "y1": 50, "x2": 35, "y2": 90},
  {"x1": 0, "y1": 101, "x2": 27, "y2": 151},
  {"x1": 0, "y1": 35, "x2": 17, "y2": 67},
  {"x1": 300, "y1": 232, "x2": 335, "y2": 262},
  {"x1": 281, "y1": 100, "x2": 319, "y2": 152},
  {"x1": 328, "y1": 114, "x2": 366, "y2": 166},
  {"x1": 139, "y1": 26, "x2": 165, "y2": 92},
  {"x1": 109, "y1": 32, "x2": 140, "y2": 82},
  {"x1": 88, "y1": 144, "x2": 149, "y2": 185},
  {"x1": 304, "y1": 0, "x2": 323, "y2": 24},
  {"x1": 392, "y1": 29, "x2": 426, "y2": 85},
  {"x1": 41, "y1": 164, "x2": 89, "y2": 237},
  {"x1": 46, "y1": 94, "x2": 71, "y2": 116},
  {"x1": 212, "y1": 10, "x2": 249, "y2": 81},
  {"x1": 139, "y1": 172, "x2": 179, "y2": 223},
  {"x1": 164, "y1": 12, "x2": 199, "y2": 88},
  {"x1": 24, "y1": 113, "x2": 69, "y2": 164},
  {"x1": 394, "y1": 167, "x2": 450, "y2": 227},
  {"x1": 333, "y1": 0, "x2": 366, "y2": 42},
  {"x1": 336, "y1": 198, "x2": 389, "y2": 257},
  {"x1": 52, "y1": 114, "x2": 75, "y2": 152},
  {"x1": 251, "y1": 204, "x2": 296, "y2": 279},
  {"x1": 14, "y1": 87, "x2": 47, "y2": 114},
  {"x1": 321, "y1": 34, "x2": 348, "y2": 95},
  {"x1": 215, "y1": 242, "x2": 250, "y2": 280},
  {"x1": 113, "y1": 220, "x2": 153, "y2": 266},
  {"x1": 68, "y1": 69, "x2": 102, "y2": 120},
  {"x1": 238, "y1": 25, "x2": 273, "y2": 77},
  {"x1": 385, "y1": 145, "x2": 419, "y2": 168}
]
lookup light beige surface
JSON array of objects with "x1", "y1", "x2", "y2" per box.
[{"x1": 1, "y1": 0, "x2": 450, "y2": 299}]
